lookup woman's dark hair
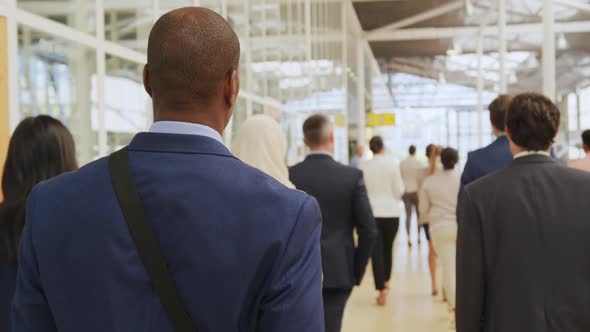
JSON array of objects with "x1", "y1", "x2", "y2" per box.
[
  {"x1": 506, "y1": 93, "x2": 560, "y2": 151},
  {"x1": 409, "y1": 145, "x2": 416, "y2": 155},
  {"x1": 582, "y1": 129, "x2": 590, "y2": 150},
  {"x1": 0, "y1": 115, "x2": 78, "y2": 263},
  {"x1": 369, "y1": 136, "x2": 384, "y2": 154},
  {"x1": 441, "y1": 148, "x2": 459, "y2": 170}
]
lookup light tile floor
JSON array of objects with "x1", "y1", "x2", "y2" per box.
[{"x1": 342, "y1": 230, "x2": 454, "y2": 332}]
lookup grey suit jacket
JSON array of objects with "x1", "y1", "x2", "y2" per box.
[{"x1": 457, "y1": 154, "x2": 590, "y2": 332}]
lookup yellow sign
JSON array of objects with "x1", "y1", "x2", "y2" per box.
[
  {"x1": 333, "y1": 114, "x2": 347, "y2": 127},
  {"x1": 367, "y1": 113, "x2": 396, "y2": 127}
]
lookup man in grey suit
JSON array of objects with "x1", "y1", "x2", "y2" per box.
[{"x1": 457, "y1": 93, "x2": 590, "y2": 332}]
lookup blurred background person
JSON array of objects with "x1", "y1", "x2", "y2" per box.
[
  {"x1": 360, "y1": 136, "x2": 404, "y2": 306},
  {"x1": 569, "y1": 129, "x2": 590, "y2": 172},
  {"x1": 457, "y1": 93, "x2": 590, "y2": 332},
  {"x1": 350, "y1": 145, "x2": 364, "y2": 169},
  {"x1": 290, "y1": 114, "x2": 376, "y2": 332},
  {"x1": 460, "y1": 95, "x2": 514, "y2": 194},
  {"x1": 232, "y1": 114, "x2": 294, "y2": 188},
  {"x1": 0, "y1": 115, "x2": 78, "y2": 332},
  {"x1": 421, "y1": 144, "x2": 442, "y2": 297},
  {"x1": 419, "y1": 147, "x2": 460, "y2": 327},
  {"x1": 400, "y1": 145, "x2": 423, "y2": 248}
]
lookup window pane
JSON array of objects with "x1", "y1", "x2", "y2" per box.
[{"x1": 18, "y1": 25, "x2": 98, "y2": 164}]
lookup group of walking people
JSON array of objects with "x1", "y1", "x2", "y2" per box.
[{"x1": 2, "y1": 7, "x2": 590, "y2": 332}]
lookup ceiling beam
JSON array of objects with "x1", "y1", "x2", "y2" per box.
[
  {"x1": 367, "y1": 0, "x2": 464, "y2": 35},
  {"x1": 367, "y1": 20, "x2": 590, "y2": 41},
  {"x1": 554, "y1": 0, "x2": 590, "y2": 13}
]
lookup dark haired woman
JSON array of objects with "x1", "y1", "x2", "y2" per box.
[
  {"x1": 419, "y1": 147, "x2": 460, "y2": 327},
  {"x1": 360, "y1": 136, "x2": 405, "y2": 306},
  {"x1": 0, "y1": 115, "x2": 78, "y2": 332}
]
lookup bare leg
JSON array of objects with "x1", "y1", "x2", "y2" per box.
[{"x1": 429, "y1": 241, "x2": 437, "y2": 296}]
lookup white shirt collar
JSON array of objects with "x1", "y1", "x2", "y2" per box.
[
  {"x1": 149, "y1": 121, "x2": 223, "y2": 143},
  {"x1": 308, "y1": 151, "x2": 332, "y2": 157},
  {"x1": 514, "y1": 150, "x2": 551, "y2": 160}
]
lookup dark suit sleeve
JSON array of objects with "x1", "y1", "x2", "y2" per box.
[
  {"x1": 352, "y1": 173, "x2": 378, "y2": 285},
  {"x1": 12, "y1": 187, "x2": 58, "y2": 332},
  {"x1": 258, "y1": 196, "x2": 324, "y2": 332},
  {"x1": 456, "y1": 189, "x2": 485, "y2": 332}
]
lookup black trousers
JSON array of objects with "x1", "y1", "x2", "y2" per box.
[
  {"x1": 322, "y1": 288, "x2": 352, "y2": 332},
  {"x1": 372, "y1": 218, "x2": 400, "y2": 290}
]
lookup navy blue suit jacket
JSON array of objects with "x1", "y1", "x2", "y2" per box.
[
  {"x1": 0, "y1": 259, "x2": 16, "y2": 332},
  {"x1": 12, "y1": 133, "x2": 324, "y2": 332},
  {"x1": 460, "y1": 135, "x2": 513, "y2": 194}
]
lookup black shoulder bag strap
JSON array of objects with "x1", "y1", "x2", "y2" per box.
[{"x1": 109, "y1": 147, "x2": 197, "y2": 332}]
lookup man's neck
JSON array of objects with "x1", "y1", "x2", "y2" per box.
[
  {"x1": 309, "y1": 147, "x2": 332, "y2": 155},
  {"x1": 512, "y1": 146, "x2": 551, "y2": 157},
  {"x1": 154, "y1": 112, "x2": 226, "y2": 136}
]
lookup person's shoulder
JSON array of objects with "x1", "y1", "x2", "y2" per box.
[
  {"x1": 32, "y1": 157, "x2": 109, "y2": 200},
  {"x1": 235, "y1": 158, "x2": 311, "y2": 203},
  {"x1": 462, "y1": 164, "x2": 509, "y2": 198}
]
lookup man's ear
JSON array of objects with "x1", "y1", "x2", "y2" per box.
[
  {"x1": 225, "y1": 70, "x2": 240, "y2": 107},
  {"x1": 329, "y1": 130, "x2": 335, "y2": 144},
  {"x1": 143, "y1": 65, "x2": 153, "y2": 97}
]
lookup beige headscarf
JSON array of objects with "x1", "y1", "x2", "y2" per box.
[{"x1": 232, "y1": 115, "x2": 295, "y2": 188}]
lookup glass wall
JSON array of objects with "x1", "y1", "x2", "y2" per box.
[
  {"x1": 8, "y1": 0, "x2": 388, "y2": 166},
  {"x1": 18, "y1": 25, "x2": 98, "y2": 163}
]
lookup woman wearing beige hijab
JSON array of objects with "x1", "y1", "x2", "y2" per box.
[{"x1": 232, "y1": 115, "x2": 295, "y2": 188}]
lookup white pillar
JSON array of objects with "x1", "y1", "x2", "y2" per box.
[
  {"x1": 6, "y1": 0, "x2": 19, "y2": 131},
  {"x1": 341, "y1": 1, "x2": 348, "y2": 124},
  {"x1": 96, "y1": 0, "x2": 107, "y2": 156},
  {"x1": 498, "y1": 0, "x2": 507, "y2": 93},
  {"x1": 305, "y1": 0, "x2": 312, "y2": 100},
  {"x1": 356, "y1": 37, "x2": 365, "y2": 145},
  {"x1": 153, "y1": 0, "x2": 160, "y2": 22},
  {"x1": 476, "y1": 25, "x2": 484, "y2": 147},
  {"x1": 543, "y1": 0, "x2": 556, "y2": 100}
]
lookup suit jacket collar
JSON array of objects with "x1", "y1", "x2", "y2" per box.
[
  {"x1": 493, "y1": 135, "x2": 509, "y2": 146},
  {"x1": 510, "y1": 153, "x2": 555, "y2": 166},
  {"x1": 128, "y1": 132, "x2": 235, "y2": 158}
]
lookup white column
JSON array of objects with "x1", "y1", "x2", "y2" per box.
[
  {"x1": 153, "y1": 0, "x2": 160, "y2": 22},
  {"x1": 245, "y1": 0, "x2": 252, "y2": 117},
  {"x1": 341, "y1": 2, "x2": 348, "y2": 123},
  {"x1": 476, "y1": 24, "x2": 484, "y2": 147},
  {"x1": 498, "y1": 0, "x2": 507, "y2": 93},
  {"x1": 543, "y1": 0, "x2": 556, "y2": 100},
  {"x1": 304, "y1": 0, "x2": 312, "y2": 100},
  {"x1": 221, "y1": 0, "x2": 228, "y2": 18},
  {"x1": 356, "y1": 37, "x2": 365, "y2": 145},
  {"x1": 6, "y1": 0, "x2": 19, "y2": 131},
  {"x1": 96, "y1": 0, "x2": 107, "y2": 156}
]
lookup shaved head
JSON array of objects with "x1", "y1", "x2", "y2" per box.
[{"x1": 146, "y1": 7, "x2": 240, "y2": 109}]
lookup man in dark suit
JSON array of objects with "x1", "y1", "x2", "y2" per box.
[
  {"x1": 290, "y1": 114, "x2": 377, "y2": 332},
  {"x1": 460, "y1": 94, "x2": 514, "y2": 193},
  {"x1": 12, "y1": 8, "x2": 324, "y2": 332},
  {"x1": 457, "y1": 93, "x2": 590, "y2": 332}
]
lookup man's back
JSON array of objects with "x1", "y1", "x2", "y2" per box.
[
  {"x1": 13, "y1": 133, "x2": 324, "y2": 332},
  {"x1": 458, "y1": 155, "x2": 590, "y2": 332},
  {"x1": 400, "y1": 156, "x2": 423, "y2": 193},
  {"x1": 460, "y1": 135, "x2": 512, "y2": 191},
  {"x1": 289, "y1": 154, "x2": 376, "y2": 289}
]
